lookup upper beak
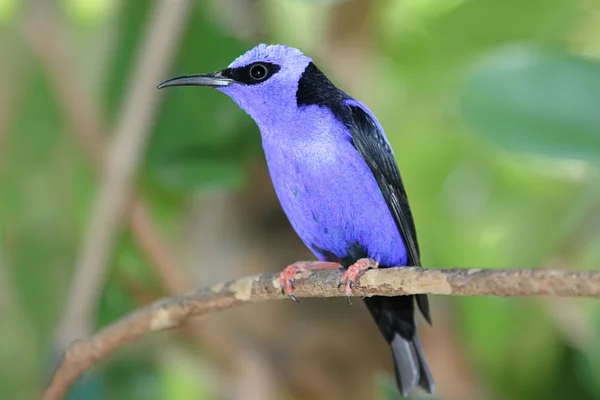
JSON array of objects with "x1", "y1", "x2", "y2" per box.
[{"x1": 157, "y1": 71, "x2": 233, "y2": 89}]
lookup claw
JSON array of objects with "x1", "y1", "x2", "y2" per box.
[
  {"x1": 339, "y1": 258, "x2": 378, "y2": 304},
  {"x1": 279, "y1": 261, "x2": 340, "y2": 303}
]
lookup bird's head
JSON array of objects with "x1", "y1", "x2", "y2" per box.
[{"x1": 158, "y1": 44, "x2": 313, "y2": 125}]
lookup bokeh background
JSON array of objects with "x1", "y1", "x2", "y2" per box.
[{"x1": 2, "y1": 0, "x2": 600, "y2": 399}]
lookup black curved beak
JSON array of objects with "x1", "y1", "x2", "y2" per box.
[{"x1": 157, "y1": 71, "x2": 233, "y2": 89}]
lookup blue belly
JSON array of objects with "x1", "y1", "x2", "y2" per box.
[{"x1": 263, "y1": 129, "x2": 408, "y2": 267}]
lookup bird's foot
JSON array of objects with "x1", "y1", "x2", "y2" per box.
[
  {"x1": 279, "y1": 261, "x2": 341, "y2": 303},
  {"x1": 338, "y1": 258, "x2": 379, "y2": 305}
]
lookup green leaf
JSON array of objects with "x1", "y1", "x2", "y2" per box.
[{"x1": 461, "y1": 45, "x2": 600, "y2": 162}]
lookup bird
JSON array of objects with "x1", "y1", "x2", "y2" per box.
[{"x1": 158, "y1": 44, "x2": 434, "y2": 397}]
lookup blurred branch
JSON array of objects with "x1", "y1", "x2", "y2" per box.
[
  {"x1": 23, "y1": 4, "x2": 280, "y2": 399},
  {"x1": 0, "y1": 55, "x2": 14, "y2": 162},
  {"x1": 21, "y1": 15, "x2": 103, "y2": 165},
  {"x1": 551, "y1": 182, "x2": 600, "y2": 260},
  {"x1": 320, "y1": 0, "x2": 375, "y2": 93},
  {"x1": 43, "y1": 0, "x2": 190, "y2": 348},
  {"x1": 22, "y1": 3, "x2": 193, "y2": 298},
  {"x1": 43, "y1": 265, "x2": 600, "y2": 400},
  {"x1": 537, "y1": 184, "x2": 600, "y2": 350},
  {"x1": 210, "y1": 0, "x2": 264, "y2": 41}
]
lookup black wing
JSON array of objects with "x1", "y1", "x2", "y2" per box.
[{"x1": 347, "y1": 104, "x2": 431, "y2": 324}]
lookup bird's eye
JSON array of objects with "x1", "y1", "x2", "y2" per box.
[
  {"x1": 220, "y1": 62, "x2": 280, "y2": 85},
  {"x1": 249, "y1": 64, "x2": 268, "y2": 81}
]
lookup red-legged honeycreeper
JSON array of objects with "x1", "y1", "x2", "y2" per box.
[{"x1": 158, "y1": 44, "x2": 434, "y2": 397}]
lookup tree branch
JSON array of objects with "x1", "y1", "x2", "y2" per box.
[
  {"x1": 42, "y1": 265, "x2": 600, "y2": 400},
  {"x1": 52, "y1": 0, "x2": 190, "y2": 348}
]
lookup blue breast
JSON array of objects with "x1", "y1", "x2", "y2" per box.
[{"x1": 261, "y1": 105, "x2": 408, "y2": 267}]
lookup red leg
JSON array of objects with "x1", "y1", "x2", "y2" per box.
[
  {"x1": 280, "y1": 261, "x2": 340, "y2": 302},
  {"x1": 338, "y1": 258, "x2": 379, "y2": 304}
]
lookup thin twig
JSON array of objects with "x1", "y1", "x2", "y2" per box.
[
  {"x1": 53, "y1": 0, "x2": 190, "y2": 348},
  {"x1": 43, "y1": 265, "x2": 600, "y2": 400}
]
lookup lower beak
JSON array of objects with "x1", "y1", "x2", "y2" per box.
[{"x1": 157, "y1": 72, "x2": 233, "y2": 89}]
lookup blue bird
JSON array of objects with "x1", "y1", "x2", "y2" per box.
[{"x1": 158, "y1": 44, "x2": 434, "y2": 397}]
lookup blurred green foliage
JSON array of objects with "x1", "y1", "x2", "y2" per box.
[
  {"x1": 2, "y1": 0, "x2": 600, "y2": 399},
  {"x1": 462, "y1": 45, "x2": 600, "y2": 162}
]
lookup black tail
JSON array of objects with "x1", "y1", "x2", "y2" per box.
[{"x1": 363, "y1": 295, "x2": 434, "y2": 397}]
